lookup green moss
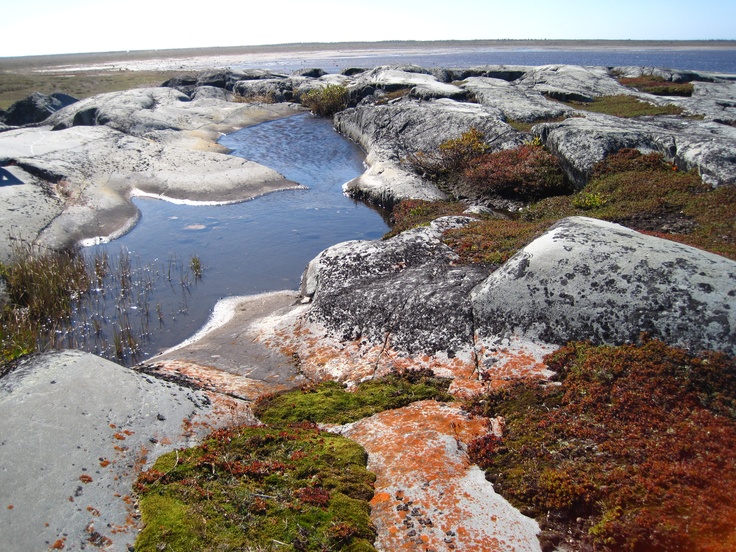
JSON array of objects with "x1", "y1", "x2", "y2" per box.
[
  {"x1": 383, "y1": 200, "x2": 466, "y2": 239},
  {"x1": 557, "y1": 94, "x2": 685, "y2": 117},
  {"x1": 254, "y1": 369, "x2": 454, "y2": 426},
  {"x1": 618, "y1": 76, "x2": 694, "y2": 97},
  {"x1": 465, "y1": 340, "x2": 736, "y2": 552},
  {"x1": 135, "y1": 425, "x2": 377, "y2": 551}
]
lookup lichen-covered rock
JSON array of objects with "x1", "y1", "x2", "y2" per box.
[
  {"x1": 303, "y1": 216, "x2": 491, "y2": 355},
  {"x1": 534, "y1": 112, "x2": 736, "y2": 187},
  {"x1": 471, "y1": 217, "x2": 736, "y2": 356}
]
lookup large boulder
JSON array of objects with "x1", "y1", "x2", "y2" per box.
[
  {"x1": 471, "y1": 217, "x2": 736, "y2": 356},
  {"x1": 3, "y1": 92, "x2": 78, "y2": 126},
  {"x1": 302, "y1": 216, "x2": 491, "y2": 355},
  {"x1": 0, "y1": 350, "x2": 254, "y2": 551}
]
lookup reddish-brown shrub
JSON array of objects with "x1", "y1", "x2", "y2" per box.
[{"x1": 462, "y1": 145, "x2": 571, "y2": 200}]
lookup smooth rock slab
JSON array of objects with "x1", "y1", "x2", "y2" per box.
[
  {"x1": 0, "y1": 350, "x2": 253, "y2": 551},
  {"x1": 471, "y1": 217, "x2": 736, "y2": 356},
  {"x1": 339, "y1": 401, "x2": 541, "y2": 552}
]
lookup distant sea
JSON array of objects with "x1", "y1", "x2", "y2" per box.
[{"x1": 236, "y1": 47, "x2": 736, "y2": 75}]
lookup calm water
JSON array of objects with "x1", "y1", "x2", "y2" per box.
[
  {"x1": 81, "y1": 114, "x2": 388, "y2": 362},
  {"x1": 238, "y1": 47, "x2": 736, "y2": 75}
]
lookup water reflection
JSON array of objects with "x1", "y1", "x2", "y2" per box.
[{"x1": 77, "y1": 114, "x2": 389, "y2": 363}]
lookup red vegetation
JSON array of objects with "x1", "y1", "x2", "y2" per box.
[
  {"x1": 466, "y1": 339, "x2": 736, "y2": 552},
  {"x1": 462, "y1": 144, "x2": 571, "y2": 201}
]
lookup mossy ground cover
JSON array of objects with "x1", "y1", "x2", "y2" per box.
[
  {"x1": 391, "y1": 148, "x2": 736, "y2": 263},
  {"x1": 617, "y1": 75, "x2": 694, "y2": 97},
  {"x1": 253, "y1": 369, "x2": 454, "y2": 425},
  {"x1": 553, "y1": 94, "x2": 685, "y2": 117},
  {"x1": 135, "y1": 370, "x2": 453, "y2": 551},
  {"x1": 464, "y1": 339, "x2": 736, "y2": 552},
  {"x1": 135, "y1": 425, "x2": 377, "y2": 552}
]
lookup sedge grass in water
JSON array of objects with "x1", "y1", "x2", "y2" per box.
[{"x1": 0, "y1": 239, "x2": 205, "y2": 365}]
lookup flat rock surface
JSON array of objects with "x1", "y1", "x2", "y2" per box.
[
  {"x1": 150, "y1": 291, "x2": 308, "y2": 400},
  {"x1": 0, "y1": 90, "x2": 304, "y2": 253},
  {"x1": 0, "y1": 350, "x2": 255, "y2": 551},
  {"x1": 339, "y1": 400, "x2": 541, "y2": 552}
]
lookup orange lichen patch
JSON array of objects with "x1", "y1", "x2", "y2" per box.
[
  {"x1": 148, "y1": 360, "x2": 286, "y2": 401},
  {"x1": 260, "y1": 316, "x2": 483, "y2": 393},
  {"x1": 99, "y1": 459, "x2": 111, "y2": 468},
  {"x1": 341, "y1": 400, "x2": 540, "y2": 551},
  {"x1": 50, "y1": 538, "x2": 65, "y2": 549},
  {"x1": 79, "y1": 475, "x2": 93, "y2": 484},
  {"x1": 86, "y1": 506, "x2": 100, "y2": 517},
  {"x1": 112, "y1": 433, "x2": 126, "y2": 441}
]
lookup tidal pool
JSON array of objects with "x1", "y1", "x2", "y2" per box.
[{"x1": 78, "y1": 113, "x2": 389, "y2": 363}]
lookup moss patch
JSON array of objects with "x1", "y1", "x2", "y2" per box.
[
  {"x1": 135, "y1": 424, "x2": 377, "y2": 552},
  {"x1": 617, "y1": 75, "x2": 694, "y2": 97},
  {"x1": 388, "y1": 149, "x2": 735, "y2": 265},
  {"x1": 465, "y1": 339, "x2": 736, "y2": 552},
  {"x1": 555, "y1": 94, "x2": 685, "y2": 117},
  {"x1": 254, "y1": 369, "x2": 454, "y2": 426},
  {"x1": 383, "y1": 199, "x2": 467, "y2": 239}
]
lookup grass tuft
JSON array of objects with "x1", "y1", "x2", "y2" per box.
[{"x1": 300, "y1": 84, "x2": 349, "y2": 117}]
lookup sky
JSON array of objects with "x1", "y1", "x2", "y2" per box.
[{"x1": 1, "y1": 0, "x2": 734, "y2": 58}]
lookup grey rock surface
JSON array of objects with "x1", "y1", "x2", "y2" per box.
[
  {"x1": 302, "y1": 216, "x2": 492, "y2": 354},
  {"x1": 534, "y1": 112, "x2": 736, "y2": 187},
  {"x1": 0, "y1": 89, "x2": 304, "y2": 253},
  {"x1": 515, "y1": 64, "x2": 634, "y2": 101},
  {"x1": 462, "y1": 76, "x2": 572, "y2": 123},
  {"x1": 3, "y1": 92, "x2": 78, "y2": 126},
  {"x1": 334, "y1": 98, "x2": 523, "y2": 206},
  {"x1": 471, "y1": 217, "x2": 736, "y2": 356},
  {"x1": 0, "y1": 350, "x2": 250, "y2": 551}
]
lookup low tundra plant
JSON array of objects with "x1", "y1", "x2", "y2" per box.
[{"x1": 300, "y1": 84, "x2": 349, "y2": 117}]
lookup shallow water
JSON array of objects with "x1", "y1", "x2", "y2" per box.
[
  {"x1": 241, "y1": 47, "x2": 736, "y2": 75},
  {"x1": 79, "y1": 114, "x2": 388, "y2": 363}
]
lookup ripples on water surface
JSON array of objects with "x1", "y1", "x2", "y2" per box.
[{"x1": 78, "y1": 114, "x2": 388, "y2": 363}]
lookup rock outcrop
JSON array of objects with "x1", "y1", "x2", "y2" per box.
[
  {"x1": 2, "y1": 62, "x2": 735, "y2": 551},
  {"x1": 2, "y1": 92, "x2": 78, "y2": 126},
  {"x1": 0, "y1": 350, "x2": 255, "y2": 552},
  {"x1": 472, "y1": 217, "x2": 736, "y2": 356},
  {"x1": 0, "y1": 88, "x2": 304, "y2": 257}
]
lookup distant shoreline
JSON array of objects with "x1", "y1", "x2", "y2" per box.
[{"x1": 2, "y1": 39, "x2": 735, "y2": 69}]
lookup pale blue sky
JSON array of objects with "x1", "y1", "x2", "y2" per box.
[{"x1": 1, "y1": 0, "x2": 734, "y2": 57}]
